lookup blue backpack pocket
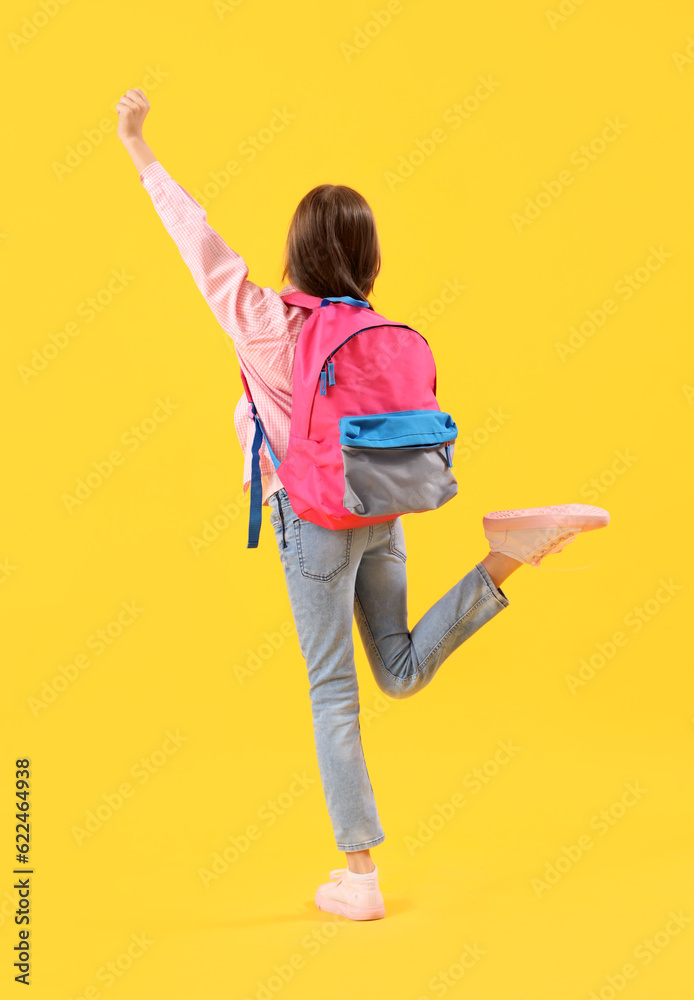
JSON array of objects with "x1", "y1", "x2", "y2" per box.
[{"x1": 338, "y1": 409, "x2": 458, "y2": 517}]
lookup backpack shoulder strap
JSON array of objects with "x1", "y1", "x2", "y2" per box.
[
  {"x1": 240, "y1": 290, "x2": 320, "y2": 549},
  {"x1": 238, "y1": 367, "x2": 282, "y2": 549},
  {"x1": 280, "y1": 289, "x2": 324, "y2": 309}
]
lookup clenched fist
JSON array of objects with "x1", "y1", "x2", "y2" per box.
[{"x1": 116, "y1": 88, "x2": 150, "y2": 142}]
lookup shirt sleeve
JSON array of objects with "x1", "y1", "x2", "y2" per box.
[{"x1": 138, "y1": 160, "x2": 287, "y2": 348}]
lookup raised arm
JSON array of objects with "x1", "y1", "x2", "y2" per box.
[
  {"x1": 116, "y1": 88, "x2": 286, "y2": 350},
  {"x1": 116, "y1": 89, "x2": 157, "y2": 172}
]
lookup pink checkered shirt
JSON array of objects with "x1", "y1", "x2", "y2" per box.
[{"x1": 139, "y1": 159, "x2": 314, "y2": 506}]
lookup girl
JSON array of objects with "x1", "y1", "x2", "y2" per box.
[{"x1": 116, "y1": 88, "x2": 609, "y2": 922}]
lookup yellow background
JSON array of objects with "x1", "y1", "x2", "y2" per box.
[{"x1": 2, "y1": 0, "x2": 693, "y2": 997}]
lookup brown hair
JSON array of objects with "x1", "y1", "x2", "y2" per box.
[{"x1": 281, "y1": 184, "x2": 381, "y2": 301}]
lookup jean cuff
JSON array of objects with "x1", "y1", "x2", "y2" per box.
[{"x1": 337, "y1": 833, "x2": 386, "y2": 852}]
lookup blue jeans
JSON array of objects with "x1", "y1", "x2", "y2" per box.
[{"x1": 267, "y1": 486, "x2": 510, "y2": 852}]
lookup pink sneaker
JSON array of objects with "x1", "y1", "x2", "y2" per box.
[
  {"x1": 483, "y1": 504, "x2": 610, "y2": 568},
  {"x1": 314, "y1": 866, "x2": 386, "y2": 921}
]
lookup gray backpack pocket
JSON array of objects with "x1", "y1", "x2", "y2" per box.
[{"x1": 338, "y1": 409, "x2": 458, "y2": 518}]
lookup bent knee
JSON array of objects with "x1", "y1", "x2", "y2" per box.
[{"x1": 374, "y1": 671, "x2": 416, "y2": 700}]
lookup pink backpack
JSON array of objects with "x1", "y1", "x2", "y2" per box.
[{"x1": 240, "y1": 290, "x2": 458, "y2": 547}]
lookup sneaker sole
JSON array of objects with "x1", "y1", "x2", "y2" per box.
[
  {"x1": 314, "y1": 889, "x2": 385, "y2": 921},
  {"x1": 483, "y1": 504, "x2": 610, "y2": 533}
]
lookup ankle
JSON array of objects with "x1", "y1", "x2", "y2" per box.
[
  {"x1": 346, "y1": 850, "x2": 375, "y2": 874},
  {"x1": 481, "y1": 550, "x2": 523, "y2": 588}
]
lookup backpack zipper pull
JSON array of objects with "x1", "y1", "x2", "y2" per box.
[
  {"x1": 320, "y1": 368, "x2": 327, "y2": 395},
  {"x1": 327, "y1": 361, "x2": 335, "y2": 386}
]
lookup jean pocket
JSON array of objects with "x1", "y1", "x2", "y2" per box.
[
  {"x1": 268, "y1": 493, "x2": 281, "y2": 528},
  {"x1": 388, "y1": 518, "x2": 407, "y2": 562},
  {"x1": 294, "y1": 519, "x2": 353, "y2": 581},
  {"x1": 269, "y1": 489, "x2": 291, "y2": 522}
]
